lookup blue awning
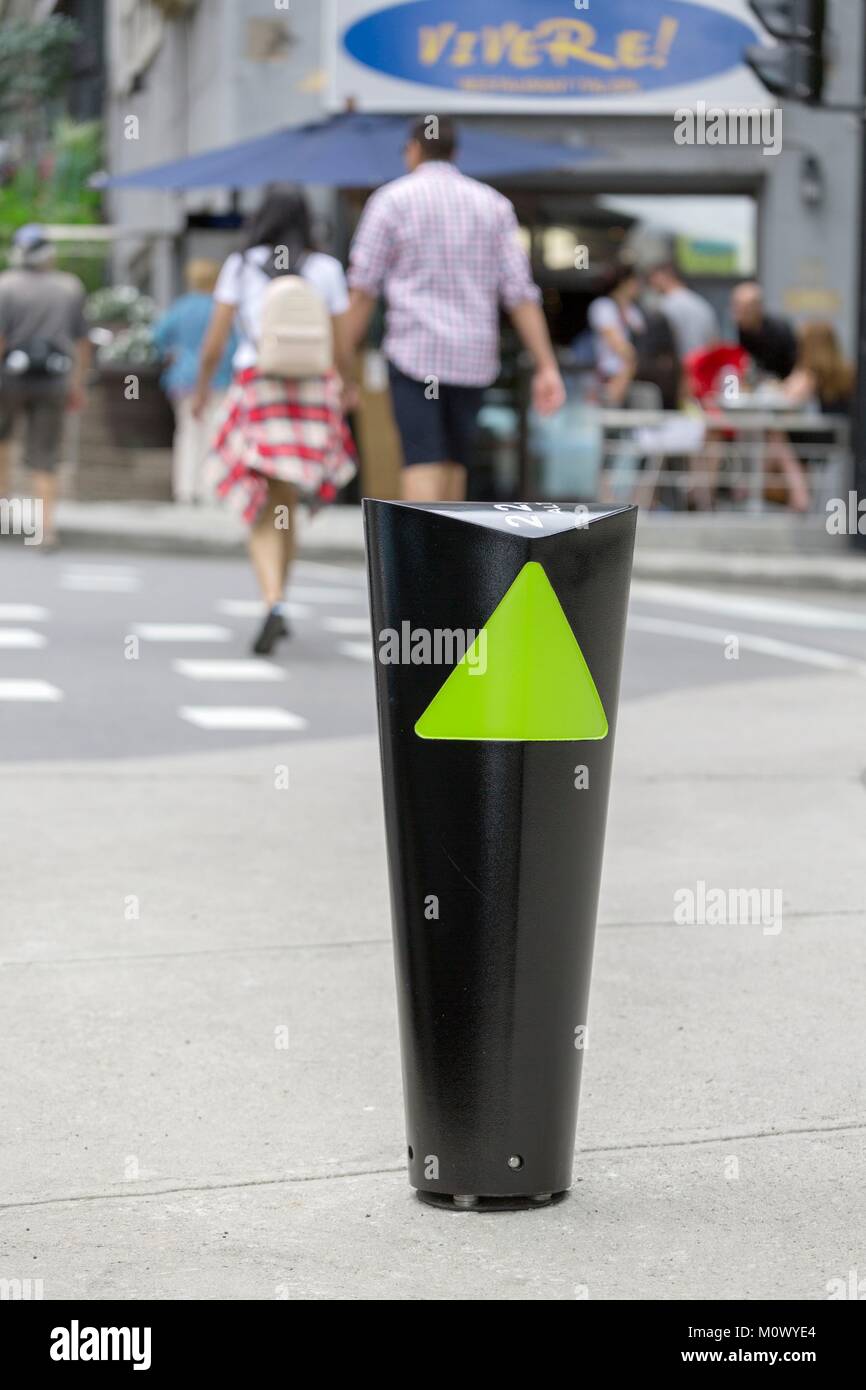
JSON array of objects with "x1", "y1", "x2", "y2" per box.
[{"x1": 94, "y1": 112, "x2": 597, "y2": 190}]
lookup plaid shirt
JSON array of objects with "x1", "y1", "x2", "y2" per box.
[{"x1": 348, "y1": 162, "x2": 541, "y2": 388}]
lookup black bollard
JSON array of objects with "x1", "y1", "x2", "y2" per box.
[{"x1": 363, "y1": 501, "x2": 637, "y2": 1210}]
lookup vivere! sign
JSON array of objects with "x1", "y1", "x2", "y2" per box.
[{"x1": 328, "y1": 0, "x2": 769, "y2": 114}]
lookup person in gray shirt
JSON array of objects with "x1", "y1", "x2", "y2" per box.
[
  {"x1": 647, "y1": 262, "x2": 719, "y2": 361},
  {"x1": 0, "y1": 224, "x2": 91, "y2": 548}
]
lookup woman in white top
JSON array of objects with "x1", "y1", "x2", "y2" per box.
[
  {"x1": 193, "y1": 184, "x2": 356, "y2": 655},
  {"x1": 587, "y1": 264, "x2": 646, "y2": 406}
]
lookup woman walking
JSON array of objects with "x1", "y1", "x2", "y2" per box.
[{"x1": 192, "y1": 185, "x2": 356, "y2": 654}]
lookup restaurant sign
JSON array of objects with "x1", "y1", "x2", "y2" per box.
[{"x1": 328, "y1": 0, "x2": 768, "y2": 114}]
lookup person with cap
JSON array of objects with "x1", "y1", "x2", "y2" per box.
[
  {"x1": 345, "y1": 116, "x2": 565, "y2": 502},
  {"x1": 0, "y1": 225, "x2": 91, "y2": 549}
]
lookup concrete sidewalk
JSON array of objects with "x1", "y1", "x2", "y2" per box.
[
  {"x1": 45, "y1": 499, "x2": 866, "y2": 591},
  {"x1": 1, "y1": 670, "x2": 864, "y2": 1298}
]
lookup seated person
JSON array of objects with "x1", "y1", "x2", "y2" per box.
[{"x1": 762, "y1": 320, "x2": 853, "y2": 512}]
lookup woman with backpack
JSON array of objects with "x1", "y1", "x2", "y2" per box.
[{"x1": 192, "y1": 184, "x2": 356, "y2": 655}]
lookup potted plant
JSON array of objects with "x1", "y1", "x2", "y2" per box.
[{"x1": 87, "y1": 286, "x2": 175, "y2": 448}]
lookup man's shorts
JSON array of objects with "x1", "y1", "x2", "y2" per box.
[
  {"x1": 388, "y1": 361, "x2": 484, "y2": 469},
  {"x1": 0, "y1": 376, "x2": 68, "y2": 473}
]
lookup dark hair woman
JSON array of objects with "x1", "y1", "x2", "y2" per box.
[
  {"x1": 588, "y1": 261, "x2": 645, "y2": 406},
  {"x1": 242, "y1": 182, "x2": 315, "y2": 269},
  {"x1": 193, "y1": 183, "x2": 356, "y2": 655}
]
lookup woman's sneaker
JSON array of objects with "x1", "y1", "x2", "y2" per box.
[{"x1": 252, "y1": 605, "x2": 289, "y2": 655}]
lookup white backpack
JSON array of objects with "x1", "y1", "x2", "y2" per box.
[{"x1": 248, "y1": 252, "x2": 333, "y2": 379}]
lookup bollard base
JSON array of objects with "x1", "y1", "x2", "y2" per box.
[{"x1": 416, "y1": 1190, "x2": 567, "y2": 1214}]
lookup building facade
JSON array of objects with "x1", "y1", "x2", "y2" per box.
[{"x1": 100, "y1": 0, "x2": 861, "y2": 355}]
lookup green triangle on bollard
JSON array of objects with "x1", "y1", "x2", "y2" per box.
[{"x1": 414, "y1": 561, "x2": 608, "y2": 742}]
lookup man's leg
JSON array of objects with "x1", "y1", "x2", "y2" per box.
[
  {"x1": 441, "y1": 382, "x2": 483, "y2": 503},
  {"x1": 31, "y1": 469, "x2": 59, "y2": 545},
  {"x1": 0, "y1": 439, "x2": 13, "y2": 499},
  {"x1": 25, "y1": 386, "x2": 65, "y2": 545},
  {"x1": 389, "y1": 363, "x2": 452, "y2": 502},
  {"x1": 446, "y1": 463, "x2": 467, "y2": 500},
  {"x1": 0, "y1": 398, "x2": 16, "y2": 499},
  {"x1": 401, "y1": 462, "x2": 454, "y2": 502}
]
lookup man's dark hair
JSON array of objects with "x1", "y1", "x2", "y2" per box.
[{"x1": 409, "y1": 116, "x2": 458, "y2": 161}]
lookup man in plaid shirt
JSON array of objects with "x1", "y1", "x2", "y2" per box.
[{"x1": 347, "y1": 116, "x2": 565, "y2": 501}]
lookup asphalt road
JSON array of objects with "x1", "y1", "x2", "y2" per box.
[{"x1": 2, "y1": 543, "x2": 866, "y2": 762}]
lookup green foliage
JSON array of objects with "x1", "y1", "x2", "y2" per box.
[
  {"x1": 0, "y1": 120, "x2": 104, "y2": 239},
  {"x1": 0, "y1": 20, "x2": 106, "y2": 290},
  {"x1": 0, "y1": 15, "x2": 81, "y2": 138}
]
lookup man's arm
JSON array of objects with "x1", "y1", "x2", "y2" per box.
[
  {"x1": 509, "y1": 300, "x2": 567, "y2": 415},
  {"x1": 496, "y1": 203, "x2": 565, "y2": 416},
  {"x1": 344, "y1": 190, "x2": 394, "y2": 359},
  {"x1": 343, "y1": 289, "x2": 377, "y2": 360}
]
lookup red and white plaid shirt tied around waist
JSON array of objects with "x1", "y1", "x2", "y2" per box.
[{"x1": 348, "y1": 161, "x2": 541, "y2": 389}]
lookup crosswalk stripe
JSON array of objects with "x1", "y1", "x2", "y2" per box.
[
  {"x1": 134, "y1": 624, "x2": 232, "y2": 642},
  {"x1": 324, "y1": 616, "x2": 371, "y2": 635},
  {"x1": 0, "y1": 679, "x2": 63, "y2": 702},
  {"x1": 61, "y1": 572, "x2": 139, "y2": 594},
  {"x1": 173, "y1": 659, "x2": 286, "y2": 682},
  {"x1": 631, "y1": 581, "x2": 866, "y2": 631},
  {"x1": 0, "y1": 605, "x2": 49, "y2": 621},
  {"x1": 339, "y1": 641, "x2": 373, "y2": 662},
  {"x1": 294, "y1": 561, "x2": 367, "y2": 586},
  {"x1": 629, "y1": 615, "x2": 866, "y2": 674},
  {"x1": 288, "y1": 586, "x2": 364, "y2": 605},
  {"x1": 216, "y1": 599, "x2": 311, "y2": 620},
  {"x1": 179, "y1": 706, "x2": 307, "y2": 731},
  {"x1": 63, "y1": 563, "x2": 137, "y2": 573},
  {"x1": 0, "y1": 628, "x2": 47, "y2": 648}
]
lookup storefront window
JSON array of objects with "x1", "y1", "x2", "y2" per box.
[{"x1": 598, "y1": 195, "x2": 757, "y2": 279}]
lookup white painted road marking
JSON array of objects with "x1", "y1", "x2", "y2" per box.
[
  {"x1": 0, "y1": 679, "x2": 63, "y2": 701},
  {"x1": 0, "y1": 605, "x2": 49, "y2": 621},
  {"x1": 61, "y1": 569, "x2": 140, "y2": 593},
  {"x1": 294, "y1": 560, "x2": 366, "y2": 586},
  {"x1": 135, "y1": 624, "x2": 232, "y2": 642},
  {"x1": 173, "y1": 659, "x2": 286, "y2": 682},
  {"x1": 0, "y1": 628, "x2": 47, "y2": 649},
  {"x1": 216, "y1": 599, "x2": 311, "y2": 621},
  {"x1": 324, "y1": 616, "x2": 371, "y2": 635},
  {"x1": 179, "y1": 706, "x2": 308, "y2": 731},
  {"x1": 629, "y1": 614, "x2": 866, "y2": 675},
  {"x1": 339, "y1": 641, "x2": 373, "y2": 662},
  {"x1": 631, "y1": 581, "x2": 866, "y2": 631},
  {"x1": 288, "y1": 586, "x2": 364, "y2": 605}
]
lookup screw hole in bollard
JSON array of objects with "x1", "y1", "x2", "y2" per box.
[{"x1": 407, "y1": 1145, "x2": 414, "y2": 1160}]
